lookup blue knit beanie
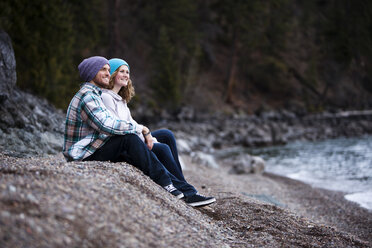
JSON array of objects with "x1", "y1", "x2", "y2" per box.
[
  {"x1": 109, "y1": 58, "x2": 130, "y2": 75},
  {"x1": 78, "y1": 56, "x2": 109, "y2": 82}
]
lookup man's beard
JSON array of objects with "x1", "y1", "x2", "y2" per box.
[{"x1": 93, "y1": 78, "x2": 109, "y2": 88}]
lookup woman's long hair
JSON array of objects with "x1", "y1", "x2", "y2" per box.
[{"x1": 107, "y1": 70, "x2": 135, "y2": 103}]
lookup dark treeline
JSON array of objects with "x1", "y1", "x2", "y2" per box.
[{"x1": 1, "y1": 0, "x2": 372, "y2": 115}]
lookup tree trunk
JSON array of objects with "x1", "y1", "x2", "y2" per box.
[
  {"x1": 225, "y1": 31, "x2": 239, "y2": 104},
  {"x1": 289, "y1": 66, "x2": 321, "y2": 97},
  {"x1": 108, "y1": 0, "x2": 120, "y2": 57}
]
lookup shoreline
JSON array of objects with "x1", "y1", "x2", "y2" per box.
[
  {"x1": 247, "y1": 134, "x2": 372, "y2": 212},
  {"x1": 264, "y1": 171, "x2": 371, "y2": 210},
  {"x1": 182, "y1": 156, "x2": 372, "y2": 245},
  {"x1": 267, "y1": 171, "x2": 372, "y2": 211},
  {"x1": 263, "y1": 172, "x2": 372, "y2": 242}
]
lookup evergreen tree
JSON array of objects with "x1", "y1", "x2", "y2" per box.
[
  {"x1": 136, "y1": 0, "x2": 199, "y2": 109},
  {"x1": 0, "y1": 0, "x2": 75, "y2": 109},
  {"x1": 151, "y1": 26, "x2": 181, "y2": 110},
  {"x1": 0, "y1": 0, "x2": 106, "y2": 109},
  {"x1": 212, "y1": 0, "x2": 293, "y2": 101}
]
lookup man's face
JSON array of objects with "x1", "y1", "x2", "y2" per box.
[{"x1": 91, "y1": 64, "x2": 110, "y2": 88}]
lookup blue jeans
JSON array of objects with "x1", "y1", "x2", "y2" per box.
[{"x1": 152, "y1": 129, "x2": 197, "y2": 197}]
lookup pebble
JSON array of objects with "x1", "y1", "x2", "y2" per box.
[
  {"x1": 1, "y1": 211, "x2": 11, "y2": 218},
  {"x1": 64, "y1": 236, "x2": 72, "y2": 245},
  {"x1": 8, "y1": 185, "x2": 16, "y2": 193},
  {"x1": 27, "y1": 193, "x2": 38, "y2": 203},
  {"x1": 65, "y1": 214, "x2": 75, "y2": 221}
]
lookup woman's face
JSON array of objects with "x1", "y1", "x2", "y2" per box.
[{"x1": 114, "y1": 65, "x2": 130, "y2": 87}]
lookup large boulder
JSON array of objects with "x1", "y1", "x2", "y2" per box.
[
  {"x1": 228, "y1": 154, "x2": 265, "y2": 174},
  {"x1": 0, "y1": 31, "x2": 65, "y2": 158},
  {"x1": 0, "y1": 30, "x2": 16, "y2": 101}
]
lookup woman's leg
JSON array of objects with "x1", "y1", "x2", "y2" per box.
[
  {"x1": 151, "y1": 130, "x2": 197, "y2": 197},
  {"x1": 152, "y1": 143, "x2": 197, "y2": 197},
  {"x1": 152, "y1": 143, "x2": 186, "y2": 181},
  {"x1": 151, "y1": 129, "x2": 183, "y2": 171}
]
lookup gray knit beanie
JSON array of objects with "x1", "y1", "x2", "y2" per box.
[{"x1": 78, "y1": 56, "x2": 109, "y2": 82}]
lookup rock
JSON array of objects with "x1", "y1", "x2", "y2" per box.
[
  {"x1": 0, "y1": 30, "x2": 16, "y2": 101},
  {"x1": 176, "y1": 138, "x2": 192, "y2": 153},
  {"x1": 251, "y1": 156, "x2": 266, "y2": 173},
  {"x1": 177, "y1": 106, "x2": 195, "y2": 121},
  {"x1": 165, "y1": 108, "x2": 372, "y2": 153},
  {"x1": 8, "y1": 185, "x2": 16, "y2": 193},
  {"x1": 229, "y1": 154, "x2": 265, "y2": 174},
  {"x1": 178, "y1": 155, "x2": 187, "y2": 170},
  {"x1": 26, "y1": 193, "x2": 38, "y2": 203},
  {"x1": 191, "y1": 152, "x2": 220, "y2": 169},
  {"x1": 0, "y1": 31, "x2": 65, "y2": 158}
]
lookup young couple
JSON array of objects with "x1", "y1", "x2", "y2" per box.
[{"x1": 63, "y1": 56, "x2": 216, "y2": 207}]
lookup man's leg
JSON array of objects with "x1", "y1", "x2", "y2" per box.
[{"x1": 84, "y1": 134, "x2": 172, "y2": 187}]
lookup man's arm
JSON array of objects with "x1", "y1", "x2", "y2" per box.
[
  {"x1": 81, "y1": 92, "x2": 137, "y2": 135},
  {"x1": 101, "y1": 92, "x2": 144, "y2": 134}
]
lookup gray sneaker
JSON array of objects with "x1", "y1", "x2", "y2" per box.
[
  {"x1": 164, "y1": 184, "x2": 184, "y2": 199},
  {"x1": 184, "y1": 193, "x2": 216, "y2": 207}
]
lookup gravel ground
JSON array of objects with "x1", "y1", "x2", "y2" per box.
[
  {"x1": 182, "y1": 156, "x2": 372, "y2": 247},
  {"x1": 0, "y1": 153, "x2": 370, "y2": 247}
]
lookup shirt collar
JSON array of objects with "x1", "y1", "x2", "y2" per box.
[{"x1": 81, "y1": 82, "x2": 103, "y2": 95}]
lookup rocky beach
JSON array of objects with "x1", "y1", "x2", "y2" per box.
[
  {"x1": 1, "y1": 30, "x2": 372, "y2": 247},
  {"x1": 1, "y1": 152, "x2": 371, "y2": 247}
]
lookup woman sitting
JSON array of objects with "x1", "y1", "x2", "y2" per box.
[{"x1": 101, "y1": 58, "x2": 216, "y2": 207}]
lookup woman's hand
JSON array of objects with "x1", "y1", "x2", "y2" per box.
[
  {"x1": 144, "y1": 133, "x2": 154, "y2": 150},
  {"x1": 142, "y1": 126, "x2": 153, "y2": 150}
]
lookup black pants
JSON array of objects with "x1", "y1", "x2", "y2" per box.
[{"x1": 84, "y1": 134, "x2": 172, "y2": 187}]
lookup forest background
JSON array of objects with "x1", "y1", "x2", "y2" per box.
[{"x1": 1, "y1": 0, "x2": 372, "y2": 118}]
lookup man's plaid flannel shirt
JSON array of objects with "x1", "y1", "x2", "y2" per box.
[{"x1": 62, "y1": 83, "x2": 143, "y2": 161}]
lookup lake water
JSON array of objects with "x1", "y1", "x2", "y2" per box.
[{"x1": 249, "y1": 135, "x2": 372, "y2": 210}]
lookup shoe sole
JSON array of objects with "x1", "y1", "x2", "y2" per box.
[
  {"x1": 176, "y1": 193, "x2": 185, "y2": 199},
  {"x1": 187, "y1": 197, "x2": 216, "y2": 207}
]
